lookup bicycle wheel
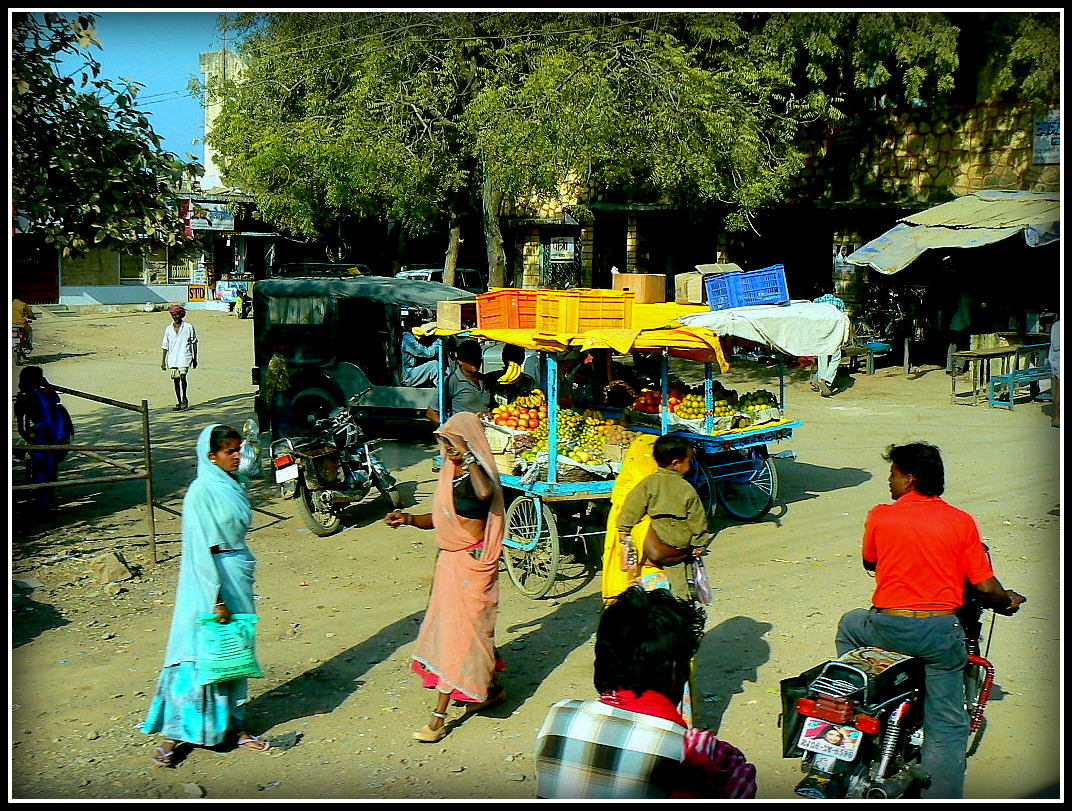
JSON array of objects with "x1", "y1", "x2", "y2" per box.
[
  {"x1": 715, "y1": 455, "x2": 778, "y2": 521},
  {"x1": 503, "y1": 496, "x2": 560, "y2": 599}
]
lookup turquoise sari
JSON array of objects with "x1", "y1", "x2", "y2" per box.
[{"x1": 143, "y1": 424, "x2": 256, "y2": 746}]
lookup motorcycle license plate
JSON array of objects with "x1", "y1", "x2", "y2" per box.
[
  {"x1": 797, "y1": 717, "x2": 864, "y2": 762},
  {"x1": 274, "y1": 464, "x2": 299, "y2": 483}
]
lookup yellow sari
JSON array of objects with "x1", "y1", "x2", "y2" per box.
[
  {"x1": 601, "y1": 434, "x2": 664, "y2": 602},
  {"x1": 601, "y1": 432, "x2": 697, "y2": 725}
]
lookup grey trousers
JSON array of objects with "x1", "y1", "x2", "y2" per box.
[{"x1": 835, "y1": 608, "x2": 969, "y2": 799}]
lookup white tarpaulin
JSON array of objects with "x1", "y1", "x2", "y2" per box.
[
  {"x1": 677, "y1": 301, "x2": 850, "y2": 357},
  {"x1": 847, "y1": 190, "x2": 1060, "y2": 274}
]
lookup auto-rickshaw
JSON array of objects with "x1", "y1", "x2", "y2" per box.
[{"x1": 252, "y1": 275, "x2": 475, "y2": 428}]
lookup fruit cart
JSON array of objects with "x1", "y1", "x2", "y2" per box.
[{"x1": 431, "y1": 297, "x2": 852, "y2": 599}]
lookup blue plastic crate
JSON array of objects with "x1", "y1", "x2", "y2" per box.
[
  {"x1": 705, "y1": 264, "x2": 789, "y2": 311},
  {"x1": 737, "y1": 264, "x2": 789, "y2": 306},
  {"x1": 703, "y1": 271, "x2": 743, "y2": 310}
]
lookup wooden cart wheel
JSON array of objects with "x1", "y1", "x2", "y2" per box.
[
  {"x1": 502, "y1": 495, "x2": 561, "y2": 599},
  {"x1": 714, "y1": 454, "x2": 778, "y2": 521}
]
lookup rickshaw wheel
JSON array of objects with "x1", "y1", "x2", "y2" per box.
[
  {"x1": 503, "y1": 496, "x2": 560, "y2": 599},
  {"x1": 296, "y1": 479, "x2": 344, "y2": 536},
  {"x1": 714, "y1": 456, "x2": 778, "y2": 521}
]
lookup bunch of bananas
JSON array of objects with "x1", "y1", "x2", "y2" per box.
[
  {"x1": 513, "y1": 389, "x2": 546, "y2": 408},
  {"x1": 498, "y1": 361, "x2": 524, "y2": 384}
]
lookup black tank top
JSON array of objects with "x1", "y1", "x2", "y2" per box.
[{"x1": 453, "y1": 472, "x2": 491, "y2": 519}]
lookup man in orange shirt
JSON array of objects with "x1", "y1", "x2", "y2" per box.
[{"x1": 835, "y1": 442, "x2": 1025, "y2": 799}]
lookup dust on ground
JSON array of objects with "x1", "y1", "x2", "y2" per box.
[{"x1": 10, "y1": 308, "x2": 1062, "y2": 800}]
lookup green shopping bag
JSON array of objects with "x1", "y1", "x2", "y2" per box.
[{"x1": 196, "y1": 613, "x2": 264, "y2": 686}]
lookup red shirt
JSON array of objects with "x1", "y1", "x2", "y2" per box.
[{"x1": 863, "y1": 490, "x2": 994, "y2": 611}]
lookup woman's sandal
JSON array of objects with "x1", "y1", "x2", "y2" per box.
[
  {"x1": 152, "y1": 746, "x2": 176, "y2": 767},
  {"x1": 236, "y1": 734, "x2": 271, "y2": 752},
  {"x1": 414, "y1": 711, "x2": 449, "y2": 742}
]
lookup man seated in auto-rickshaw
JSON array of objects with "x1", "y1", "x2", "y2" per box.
[{"x1": 401, "y1": 309, "x2": 440, "y2": 388}]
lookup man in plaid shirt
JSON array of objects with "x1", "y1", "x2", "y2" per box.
[{"x1": 534, "y1": 587, "x2": 756, "y2": 798}]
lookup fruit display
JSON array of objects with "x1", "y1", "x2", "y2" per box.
[
  {"x1": 626, "y1": 381, "x2": 783, "y2": 431},
  {"x1": 490, "y1": 388, "x2": 547, "y2": 430},
  {"x1": 737, "y1": 389, "x2": 779, "y2": 415}
]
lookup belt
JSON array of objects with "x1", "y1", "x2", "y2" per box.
[{"x1": 876, "y1": 607, "x2": 956, "y2": 618}]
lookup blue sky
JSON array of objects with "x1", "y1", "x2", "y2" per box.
[{"x1": 63, "y1": 11, "x2": 226, "y2": 160}]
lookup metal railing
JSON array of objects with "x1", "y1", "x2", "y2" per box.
[{"x1": 12, "y1": 385, "x2": 159, "y2": 563}]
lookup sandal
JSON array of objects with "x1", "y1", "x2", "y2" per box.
[
  {"x1": 414, "y1": 710, "x2": 450, "y2": 742},
  {"x1": 152, "y1": 746, "x2": 175, "y2": 767},
  {"x1": 809, "y1": 382, "x2": 821, "y2": 392},
  {"x1": 413, "y1": 723, "x2": 448, "y2": 743},
  {"x1": 818, "y1": 380, "x2": 834, "y2": 397},
  {"x1": 236, "y1": 734, "x2": 271, "y2": 752}
]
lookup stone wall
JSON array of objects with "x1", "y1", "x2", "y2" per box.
[{"x1": 810, "y1": 102, "x2": 1060, "y2": 205}]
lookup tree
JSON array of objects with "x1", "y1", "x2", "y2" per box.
[
  {"x1": 11, "y1": 12, "x2": 194, "y2": 257},
  {"x1": 206, "y1": 12, "x2": 1059, "y2": 284}
]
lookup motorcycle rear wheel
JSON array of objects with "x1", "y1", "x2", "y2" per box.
[{"x1": 296, "y1": 479, "x2": 343, "y2": 536}]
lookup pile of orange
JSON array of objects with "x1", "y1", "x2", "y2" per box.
[{"x1": 491, "y1": 402, "x2": 547, "y2": 431}]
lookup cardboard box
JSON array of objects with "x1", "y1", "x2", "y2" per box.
[
  {"x1": 695, "y1": 262, "x2": 743, "y2": 275},
  {"x1": 611, "y1": 273, "x2": 666, "y2": 304},
  {"x1": 435, "y1": 300, "x2": 478, "y2": 331},
  {"x1": 674, "y1": 272, "x2": 706, "y2": 304}
]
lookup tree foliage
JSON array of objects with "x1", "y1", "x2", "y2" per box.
[
  {"x1": 11, "y1": 12, "x2": 194, "y2": 257},
  {"x1": 206, "y1": 12, "x2": 1059, "y2": 276}
]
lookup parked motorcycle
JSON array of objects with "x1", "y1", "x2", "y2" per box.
[
  {"x1": 779, "y1": 599, "x2": 996, "y2": 799},
  {"x1": 12, "y1": 323, "x2": 32, "y2": 366},
  {"x1": 270, "y1": 397, "x2": 402, "y2": 536}
]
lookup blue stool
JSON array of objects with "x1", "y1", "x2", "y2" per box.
[{"x1": 863, "y1": 342, "x2": 892, "y2": 375}]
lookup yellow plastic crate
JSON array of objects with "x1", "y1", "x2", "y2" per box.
[{"x1": 535, "y1": 289, "x2": 635, "y2": 333}]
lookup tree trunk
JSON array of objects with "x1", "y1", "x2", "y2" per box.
[
  {"x1": 482, "y1": 169, "x2": 506, "y2": 289},
  {"x1": 443, "y1": 205, "x2": 462, "y2": 287}
]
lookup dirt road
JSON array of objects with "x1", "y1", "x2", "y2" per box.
[{"x1": 10, "y1": 308, "x2": 1061, "y2": 800}]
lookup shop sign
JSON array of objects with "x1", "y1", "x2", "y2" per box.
[
  {"x1": 183, "y1": 199, "x2": 236, "y2": 231},
  {"x1": 548, "y1": 236, "x2": 576, "y2": 262},
  {"x1": 1033, "y1": 110, "x2": 1059, "y2": 165}
]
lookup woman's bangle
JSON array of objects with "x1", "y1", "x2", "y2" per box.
[
  {"x1": 215, "y1": 601, "x2": 226, "y2": 607},
  {"x1": 404, "y1": 513, "x2": 412, "y2": 526}
]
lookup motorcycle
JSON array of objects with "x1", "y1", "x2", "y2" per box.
[
  {"x1": 12, "y1": 323, "x2": 32, "y2": 366},
  {"x1": 779, "y1": 599, "x2": 997, "y2": 799},
  {"x1": 270, "y1": 395, "x2": 402, "y2": 536}
]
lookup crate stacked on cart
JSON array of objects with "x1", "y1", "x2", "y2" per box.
[{"x1": 704, "y1": 264, "x2": 789, "y2": 311}]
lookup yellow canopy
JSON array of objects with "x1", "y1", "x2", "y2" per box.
[{"x1": 429, "y1": 303, "x2": 729, "y2": 371}]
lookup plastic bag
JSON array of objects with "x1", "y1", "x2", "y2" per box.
[
  {"x1": 687, "y1": 556, "x2": 714, "y2": 605},
  {"x1": 238, "y1": 417, "x2": 262, "y2": 478},
  {"x1": 196, "y1": 613, "x2": 264, "y2": 686}
]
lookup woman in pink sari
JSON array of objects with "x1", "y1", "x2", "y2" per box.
[{"x1": 385, "y1": 412, "x2": 506, "y2": 742}]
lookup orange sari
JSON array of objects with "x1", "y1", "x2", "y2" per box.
[{"x1": 411, "y1": 413, "x2": 506, "y2": 703}]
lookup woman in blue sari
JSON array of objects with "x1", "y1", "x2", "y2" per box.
[
  {"x1": 143, "y1": 424, "x2": 269, "y2": 766},
  {"x1": 14, "y1": 366, "x2": 73, "y2": 508}
]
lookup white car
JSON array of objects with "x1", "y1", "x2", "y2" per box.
[{"x1": 396, "y1": 267, "x2": 485, "y2": 294}]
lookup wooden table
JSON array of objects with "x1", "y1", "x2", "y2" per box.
[{"x1": 950, "y1": 347, "x2": 1017, "y2": 405}]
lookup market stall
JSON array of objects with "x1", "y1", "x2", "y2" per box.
[{"x1": 429, "y1": 298, "x2": 849, "y2": 599}]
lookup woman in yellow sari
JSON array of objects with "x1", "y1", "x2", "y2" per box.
[{"x1": 602, "y1": 433, "x2": 700, "y2": 724}]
